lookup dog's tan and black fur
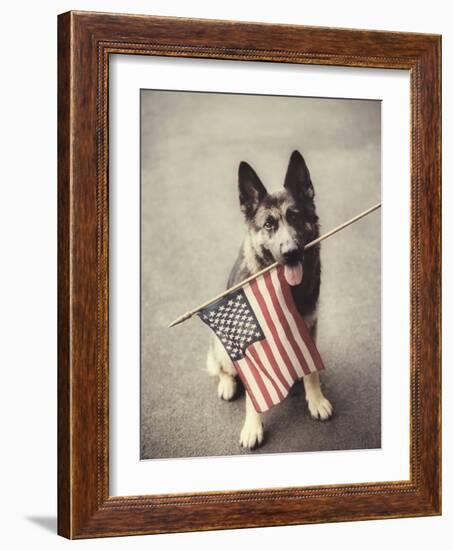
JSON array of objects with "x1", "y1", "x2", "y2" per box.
[{"x1": 206, "y1": 151, "x2": 332, "y2": 449}]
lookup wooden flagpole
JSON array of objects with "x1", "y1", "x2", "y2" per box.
[{"x1": 168, "y1": 202, "x2": 381, "y2": 328}]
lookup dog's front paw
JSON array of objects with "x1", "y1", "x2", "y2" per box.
[
  {"x1": 218, "y1": 374, "x2": 237, "y2": 401},
  {"x1": 240, "y1": 420, "x2": 264, "y2": 450},
  {"x1": 307, "y1": 395, "x2": 333, "y2": 420}
]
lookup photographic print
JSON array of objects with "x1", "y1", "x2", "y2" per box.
[{"x1": 140, "y1": 89, "x2": 381, "y2": 459}]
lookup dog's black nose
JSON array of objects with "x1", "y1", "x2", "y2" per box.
[{"x1": 282, "y1": 249, "x2": 301, "y2": 265}]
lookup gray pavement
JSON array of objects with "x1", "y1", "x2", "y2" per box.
[{"x1": 140, "y1": 90, "x2": 381, "y2": 459}]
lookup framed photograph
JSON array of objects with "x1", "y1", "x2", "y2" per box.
[{"x1": 58, "y1": 11, "x2": 441, "y2": 538}]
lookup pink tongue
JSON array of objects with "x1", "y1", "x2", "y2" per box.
[{"x1": 284, "y1": 262, "x2": 303, "y2": 286}]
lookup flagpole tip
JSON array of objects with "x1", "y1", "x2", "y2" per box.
[{"x1": 168, "y1": 311, "x2": 192, "y2": 328}]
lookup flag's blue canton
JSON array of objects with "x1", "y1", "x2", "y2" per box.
[{"x1": 198, "y1": 288, "x2": 265, "y2": 361}]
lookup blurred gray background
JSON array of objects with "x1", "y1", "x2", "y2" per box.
[{"x1": 140, "y1": 90, "x2": 381, "y2": 459}]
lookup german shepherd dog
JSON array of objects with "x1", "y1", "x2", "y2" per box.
[{"x1": 206, "y1": 150, "x2": 333, "y2": 449}]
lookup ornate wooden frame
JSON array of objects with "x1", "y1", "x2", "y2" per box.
[{"x1": 58, "y1": 11, "x2": 441, "y2": 539}]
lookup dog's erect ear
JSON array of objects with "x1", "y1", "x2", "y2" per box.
[
  {"x1": 238, "y1": 161, "x2": 267, "y2": 219},
  {"x1": 284, "y1": 150, "x2": 314, "y2": 202}
]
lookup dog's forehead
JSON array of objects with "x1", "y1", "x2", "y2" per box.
[{"x1": 255, "y1": 192, "x2": 298, "y2": 222}]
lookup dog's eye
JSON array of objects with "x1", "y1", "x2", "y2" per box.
[{"x1": 264, "y1": 218, "x2": 276, "y2": 231}]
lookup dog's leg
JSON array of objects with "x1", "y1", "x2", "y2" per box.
[
  {"x1": 217, "y1": 370, "x2": 237, "y2": 401},
  {"x1": 303, "y1": 319, "x2": 333, "y2": 420},
  {"x1": 240, "y1": 392, "x2": 263, "y2": 449},
  {"x1": 304, "y1": 372, "x2": 333, "y2": 420},
  {"x1": 206, "y1": 337, "x2": 237, "y2": 401}
]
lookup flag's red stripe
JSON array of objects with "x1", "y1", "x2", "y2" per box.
[
  {"x1": 276, "y1": 266, "x2": 325, "y2": 370},
  {"x1": 244, "y1": 356, "x2": 274, "y2": 410},
  {"x1": 244, "y1": 284, "x2": 294, "y2": 387},
  {"x1": 263, "y1": 273, "x2": 311, "y2": 376},
  {"x1": 259, "y1": 338, "x2": 291, "y2": 391},
  {"x1": 234, "y1": 360, "x2": 265, "y2": 413},
  {"x1": 249, "y1": 279, "x2": 299, "y2": 381},
  {"x1": 247, "y1": 344, "x2": 285, "y2": 401}
]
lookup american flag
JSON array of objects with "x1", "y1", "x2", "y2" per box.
[{"x1": 198, "y1": 265, "x2": 325, "y2": 413}]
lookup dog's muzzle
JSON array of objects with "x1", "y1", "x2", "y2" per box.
[{"x1": 282, "y1": 249, "x2": 302, "y2": 266}]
